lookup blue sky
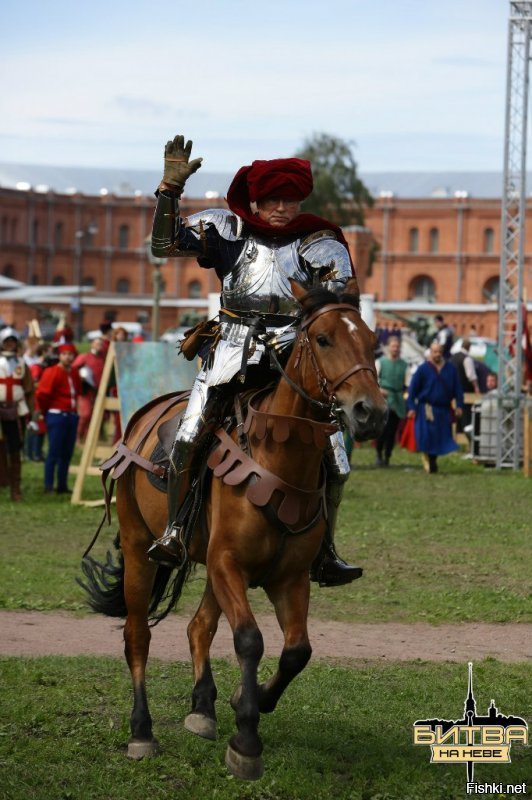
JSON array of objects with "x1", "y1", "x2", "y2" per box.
[{"x1": 0, "y1": 0, "x2": 510, "y2": 173}]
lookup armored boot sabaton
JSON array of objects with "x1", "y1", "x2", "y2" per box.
[{"x1": 310, "y1": 480, "x2": 363, "y2": 587}]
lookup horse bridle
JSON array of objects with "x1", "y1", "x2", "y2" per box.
[{"x1": 270, "y1": 303, "x2": 377, "y2": 412}]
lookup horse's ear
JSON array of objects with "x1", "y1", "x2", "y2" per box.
[
  {"x1": 345, "y1": 276, "x2": 360, "y2": 300},
  {"x1": 341, "y1": 276, "x2": 361, "y2": 310},
  {"x1": 289, "y1": 279, "x2": 308, "y2": 303}
]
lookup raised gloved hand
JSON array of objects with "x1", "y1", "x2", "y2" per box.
[{"x1": 161, "y1": 134, "x2": 203, "y2": 195}]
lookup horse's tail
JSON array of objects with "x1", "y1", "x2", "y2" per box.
[{"x1": 77, "y1": 533, "x2": 193, "y2": 626}]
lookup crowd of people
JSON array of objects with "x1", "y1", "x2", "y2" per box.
[
  {"x1": 0, "y1": 302, "x2": 527, "y2": 505},
  {"x1": 366, "y1": 316, "x2": 506, "y2": 474},
  {"x1": 0, "y1": 321, "x2": 130, "y2": 501}
]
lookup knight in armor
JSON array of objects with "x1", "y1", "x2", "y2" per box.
[
  {"x1": 0, "y1": 328, "x2": 34, "y2": 501},
  {"x1": 148, "y1": 134, "x2": 363, "y2": 587}
]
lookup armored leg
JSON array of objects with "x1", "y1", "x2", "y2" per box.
[
  {"x1": 310, "y1": 431, "x2": 362, "y2": 587},
  {"x1": 148, "y1": 378, "x2": 222, "y2": 567}
]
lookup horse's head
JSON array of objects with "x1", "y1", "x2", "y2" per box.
[{"x1": 290, "y1": 279, "x2": 387, "y2": 441}]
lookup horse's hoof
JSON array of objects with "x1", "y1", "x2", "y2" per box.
[
  {"x1": 225, "y1": 744, "x2": 264, "y2": 781},
  {"x1": 184, "y1": 712, "x2": 217, "y2": 740},
  {"x1": 127, "y1": 738, "x2": 160, "y2": 760},
  {"x1": 230, "y1": 684, "x2": 242, "y2": 711}
]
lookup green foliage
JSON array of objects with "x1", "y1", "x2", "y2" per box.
[
  {"x1": 1, "y1": 657, "x2": 530, "y2": 800},
  {"x1": 0, "y1": 448, "x2": 531, "y2": 623},
  {"x1": 294, "y1": 132, "x2": 373, "y2": 226}
]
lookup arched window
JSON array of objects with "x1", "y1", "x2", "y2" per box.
[
  {"x1": 32, "y1": 220, "x2": 39, "y2": 246},
  {"x1": 409, "y1": 275, "x2": 436, "y2": 302},
  {"x1": 2, "y1": 264, "x2": 15, "y2": 279},
  {"x1": 429, "y1": 227, "x2": 439, "y2": 253},
  {"x1": 483, "y1": 227, "x2": 495, "y2": 254},
  {"x1": 31, "y1": 274, "x2": 39, "y2": 285},
  {"x1": 408, "y1": 227, "x2": 419, "y2": 253},
  {"x1": 188, "y1": 280, "x2": 202, "y2": 299},
  {"x1": 118, "y1": 224, "x2": 129, "y2": 250},
  {"x1": 482, "y1": 276, "x2": 500, "y2": 302},
  {"x1": 54, "y1": 222, "x2": 64, "y2": 249},
  {"x1": 82, "y1": 276, "x2": 95, "y2": 288},
  {"x1": 52, "y1": 275, "x2": 65, "y2": 286},
  {"x1": 10, "y1": 218, "x2": 18, "y2": 243},
  {"x1": 116, "y1": 277, "x2": 130, "y2": 293},
  {"x1": 1, "y1": 216, "x2": 8, "y2": 243}
]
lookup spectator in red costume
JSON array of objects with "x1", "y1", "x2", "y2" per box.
[
  {"x1": 26, "y1": 342, "x2": 53, "y2": 462},
  {"x1": 36, "y1": 343, "x2": 82, "y2": 494},
  {"x1": 73, "y1": 337, "x2": 106, "y2": 442}
]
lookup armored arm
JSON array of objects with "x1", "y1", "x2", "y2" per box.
[
  {"x1": 298, "y1": 231, "x2": 353, "y2": 293},
  {"x1": 151, "y1": 135, "x2": 205, "y2": 259}
]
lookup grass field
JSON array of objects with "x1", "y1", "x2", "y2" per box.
[
  {"x1": 1, "y1": 657, "x2": 530, "y2": 800},
  {"x1": 0, "y1": 447, "x2": 530, "y2": 624}
]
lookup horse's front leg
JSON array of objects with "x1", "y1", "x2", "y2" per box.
[
  {"x1": 184, "y1": 579, "x2": 221, "y2": 741},
  {"x1": 122, "y1": 542, "x2": 160, "y2": 759},
  {"x1": 209, "y1": 553, "x2": 264, "y2": 781},
  {"x1": 259, "y1": 572, "x2": 312, "y2": 713}
]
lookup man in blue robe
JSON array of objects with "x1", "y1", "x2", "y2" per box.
[{"x1": 407, "y1": 342, "x2": 464, "y2": 473}]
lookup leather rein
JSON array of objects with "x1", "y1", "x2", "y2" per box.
[{"x1": 270, "y1": 303, "x2": 377, "y2": 413}]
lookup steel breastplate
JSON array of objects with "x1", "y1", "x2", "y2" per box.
[{"x1": 221, "y1": 233, "x2": 310, "y2": 316}]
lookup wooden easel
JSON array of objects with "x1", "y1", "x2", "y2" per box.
[{"x1": 70, "y1": 342, "x2": 119, "y2": 506}]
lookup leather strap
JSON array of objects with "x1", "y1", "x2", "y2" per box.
[
  {"x1": 300, "y1": 303, "x2": 360, "y2": 330},
  {"x1": 208, "y1": 428, "x2": 325, "y2": 529},
  {"x1": 329, "y1": 362, "x2": 377, "y2": 391},
  {"x1": 244, "y1": 389, "x2": 338, "y2": 448}
]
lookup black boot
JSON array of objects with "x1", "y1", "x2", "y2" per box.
[
  {"x1": 148, "y1": 438, "x2": 193, "y2": 567},
  {"x1": 310, "y1": 480, "x2": 363, "y2": 587}
]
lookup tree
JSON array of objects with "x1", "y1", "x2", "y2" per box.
[{"x1": 294, "y1": 132, "x2": 373, "y2": 226}]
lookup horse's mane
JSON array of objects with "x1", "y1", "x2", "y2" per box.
[{"x1": 298, "y1": 284, "x2": 361, "y2": 319}]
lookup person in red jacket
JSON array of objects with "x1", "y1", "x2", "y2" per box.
[
  {"x1": 36, "y1": 343, "x2": 82, "y2": 494},
  {"x1": 72, "y1": 337, "x2": 105, "y2": 443}
]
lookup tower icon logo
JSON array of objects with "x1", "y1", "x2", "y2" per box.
[{"x1": 413, "y1": 663, "x2": 528, "y2": 785}]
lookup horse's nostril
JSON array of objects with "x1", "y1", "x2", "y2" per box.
[{"x1": 353, "y1": 400, "x2": 371, "y2": 423}]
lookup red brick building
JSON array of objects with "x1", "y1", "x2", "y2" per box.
[
  {"x1": 363, "y1": 194, "x2": 521, "y2": 339},
  {"x1": 0, "y1": 185, "x2": 224, "y2": 333}
]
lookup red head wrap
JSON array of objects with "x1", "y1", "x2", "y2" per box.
[
  {"x1": 57, "y1": 343, "x2": 77, "y2": 354},
  {"x1": 246, "y1": 158, "x2": 313, "y2": 202}
]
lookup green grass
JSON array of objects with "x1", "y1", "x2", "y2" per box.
[
  {"x1": 1, "y1": 656, "x2": 530, "y2": 800},
  {"x1": 0, "y1": 447, "x2": 530, "y2": 623}
]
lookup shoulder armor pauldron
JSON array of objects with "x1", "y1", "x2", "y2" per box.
[
  {"x1": 186, "y1": 209, "x2": 243, "y2": 241},
  {"x1": 298, "y1": 229, "x2": 352, "y2": 282}
]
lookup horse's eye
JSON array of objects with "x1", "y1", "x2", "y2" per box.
[{"x1": 316, "y1": 334, "x2": 330, "y2": 348}]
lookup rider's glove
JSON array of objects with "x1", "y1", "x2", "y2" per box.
[{"x1": 162, "y1": 134, "x2": 203, "y2": 195}]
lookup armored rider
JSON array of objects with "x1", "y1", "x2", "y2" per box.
[{"x1": 148, "y1": 134, "x2": 362, "y2": 587}]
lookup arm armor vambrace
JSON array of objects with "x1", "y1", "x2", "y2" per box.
[
  {"x1": 151, "y1": 191, "x2": 185, "y2": 258},
  {"x1": 151, "y1": 195, "x2": 242, "y2": 259}
]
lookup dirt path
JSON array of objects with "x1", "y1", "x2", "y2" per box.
[{"x1": 1, "y1": 611, "x2": 530, "y2": 663}]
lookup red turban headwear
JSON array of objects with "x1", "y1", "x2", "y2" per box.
[
  {"x1": 57, "y1": 343, "x2": 77, "y2": 354},
  {"x1": 246, "y1": 158, "x2": 313, "y2": 202}
]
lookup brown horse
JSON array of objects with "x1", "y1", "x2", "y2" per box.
[{"x1": 80, "y1": 279, "x2": 386, "y2": 780}]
